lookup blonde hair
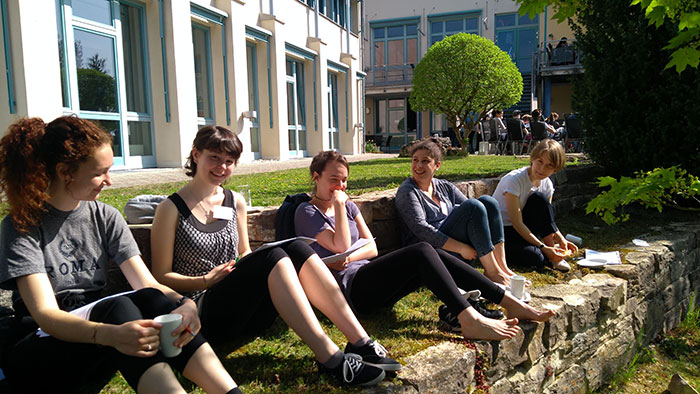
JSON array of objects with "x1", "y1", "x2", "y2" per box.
[{"x1": 530, "y1": 139, "x2": 566, "y2": 172}]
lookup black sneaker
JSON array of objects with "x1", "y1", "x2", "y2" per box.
[
  {"x1": 344, "y1": 339, "x2": 402, "y2": 371},
  {"x1": 468, "y1": 299, "x2": 505, "y2": 320},
  {"x1": 438, "y1": 304, "x2": 462, "y2": 333},
  {"x1": 319, "y1": 353, "x2": 386, "y2": 386}
]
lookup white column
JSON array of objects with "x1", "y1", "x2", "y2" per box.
[
  {"x1": 3, "y1": 0, "x2": 63, "y2": 123},
  {"x1": 153, "y1": 0, "x2": 198, "y2": 167}
]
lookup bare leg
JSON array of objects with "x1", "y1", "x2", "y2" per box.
[
  {"x1": 182, "y1": 343, "x2": 237, "y2": 394},
  {"x1": 458, "y1": 307, "x2": 520, "y2": 340},
  {"x1": 480, "y1": 252, "x2": 511, "y2": 287},
  {"x1": 137, "y1": 362, "x2": 187, "y2": 394},
  {"x1": 298, "y1": 254, "x2": 368, "y2": 344},
  {"x1": 493, "y1": 242, "x2": 516, "y2": 277},
  {"x1": 500, "y1": 293, "x2": 555, "y2": 322},
  {"x1": 267, "y1": 257, "x2": 340, "y2": 363}
]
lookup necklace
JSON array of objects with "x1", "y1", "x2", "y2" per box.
[
  {"x1": 196, "y1": 199, "x2": 212, "y2": 218},
  {"x1": 311, "y1": 193, "x2": 332, "y2": 202}
]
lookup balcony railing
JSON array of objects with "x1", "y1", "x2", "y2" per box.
[
  {"x1": 535, "y1": 39, "x2": 584, "y2": 76},
  {"x1": 365, "y1": 64, "x2": 414, "y2": 87}
]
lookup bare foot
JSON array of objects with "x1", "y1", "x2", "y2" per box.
[
  {"x1": 486, "y1": 271, "x2": 511, "y2": 288},
  {"x1": 458, "y1": 308, "x2": 520, "y2": 340},
  {"x1": 501, "y1": 294, "x2": 555, "y2": 322}
]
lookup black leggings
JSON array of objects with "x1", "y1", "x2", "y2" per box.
[
  {"x1": 198, "y1": 239, "x2": 315, "y2": 343},
  {"x1": 2, "y1": 287, "x2": 206, "y2": 393},
  {"x1": 504, "y1": 191, "x2": 558, "y2": 269},
  {"x1": 349, "y1": 242, "x2": 505, "y2": 317}
]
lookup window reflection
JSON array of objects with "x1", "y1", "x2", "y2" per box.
[
  {"x1": 74, "y1": 29, "x2": 118, "y2": 112},
  {"x1": 72, "y1": 0, "x2": 112, "y2": 26}
]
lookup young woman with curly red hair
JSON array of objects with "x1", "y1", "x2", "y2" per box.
[{"x1": 0, "y1": 116, "x2": 239, "y2": 393}]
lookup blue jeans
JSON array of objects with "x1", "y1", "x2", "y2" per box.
[{"x1": 438, "y1": 195, "x2": 505, "y2": 258}]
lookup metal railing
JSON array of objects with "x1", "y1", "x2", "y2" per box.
[
  {"x1": 365, "y1": 64, "x2": 414, "y2": 87},
  {"x1": 535, "y1": 39, "x2": 584, "y2": 75}
]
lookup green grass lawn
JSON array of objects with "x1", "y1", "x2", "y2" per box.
[{"x1": 96, "y1": 155, "x2": 533, "y2": 214}]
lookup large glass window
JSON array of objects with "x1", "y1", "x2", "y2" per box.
[
  {"x1": 429, "y1": 12, "x2": 480, "y2": 46},
  {"x1": 246, "y1": 43, "x2": 261, "y2": 155},
  {"x1": 495, "y1": 12, "x2": 539, "y2": 73},
  {"x1": 374, "y1": 97, "x2": 417, "y2": 151},
  {"x1": 371, "y1": 20, "x2": 419, "y2": 85},
  {"x1": 57, "y1": 1, "x2": 155, "y2": 167},
  {"x1": 286, "y1": 59, "x2": 307, "y2": 156},
  {"x1": 192, "y1": 24, "x2": 213, "y2": 121}
]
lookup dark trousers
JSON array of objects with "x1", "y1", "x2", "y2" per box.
[
  {"x1": 349, "y1": 242, "x2": 505, "y2": 317},
  {"x1": 504, "y1": 191, "x2": 558, "y2": 269},
  {"x1": 198, "y1": 239, "x2": 314, "y2": 343},
  {"x1": 2, "y1": 288, "x2": 206, "y2": 393}
]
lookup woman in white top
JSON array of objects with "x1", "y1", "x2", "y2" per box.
[{"x1": 492, "y1": 140, "x2": 578, "y2": 271}]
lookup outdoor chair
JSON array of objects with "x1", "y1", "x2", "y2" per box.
[{"x1": 506, "y1": 118, "x2": 528, "y2": 155}]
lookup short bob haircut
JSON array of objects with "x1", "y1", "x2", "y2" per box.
[
  {"x1": 530, "y1": 139, "x2": 566, "y2": 172},
  {"x1": 409, "y1": 138, "x2": 444, "y2": 163},
  {"x1": 185, "y1": 125, "x2": 243, "y2": 177}
]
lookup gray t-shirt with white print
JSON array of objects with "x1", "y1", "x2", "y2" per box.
[{"x1": 0, "y1": 201, "x2": 141, "y2": 313}]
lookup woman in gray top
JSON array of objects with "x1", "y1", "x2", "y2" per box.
[
  {"x1": 0, "y1": 116, "x2": 237, "y2": 393},
  {"x1": 395, "y1": 139, "x2": 517, "y2": 287}
]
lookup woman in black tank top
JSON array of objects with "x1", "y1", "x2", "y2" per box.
[{"x1": 150, "y1": 126, "x2": 399, "y2": 388}]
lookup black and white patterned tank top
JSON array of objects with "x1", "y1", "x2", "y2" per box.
[{"x1": 169, "y1": 189, "x2": 239, "y2": 301}]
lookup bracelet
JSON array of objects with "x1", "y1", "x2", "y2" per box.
[
  {"x1": 537, "y1": 243, "x2": 546, "y2": 250},
  {"x1": 92, "y1": 322, "x2": 102, "y2": 344},
  {"x1": 202, "y1": 275, "x2": 208, "y2": 288},
  {"x1": 176, "y1": 295, "x2": 189, "y2": 307}
]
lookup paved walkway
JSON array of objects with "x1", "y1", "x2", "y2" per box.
[{"x1": 109, "y1": 153, "x2": 398, "y2": 189}]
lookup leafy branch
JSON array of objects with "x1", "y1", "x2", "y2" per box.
[{"x1": 586, "y1": 166, "x2": 700, "y2": 224}]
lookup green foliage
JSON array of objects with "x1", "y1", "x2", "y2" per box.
[
  {"x1": 364, "y1": 140, "x2": 380, "y2": 153},
  {"x1": 586, "y1": 167, "x2": 700, "y2": 224},
  {"x1": 410, "y1": 33, "x2": 522, "y2": 152},
  {"x1": 569, "y1": 0, "x2": 700, "y2": 176},
  {"x1": 77, "y1": 68, "x2": 117, "y2": 112},
  {"x1": 516, "y1": 0, "x2": 700, "y2": 73},
  {"x1": 681, "y1": 292, "x2": 700, "y2": 331}
]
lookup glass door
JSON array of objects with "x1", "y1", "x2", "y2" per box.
[{"x1": 246, "y1": 43, "x2": 261, "y2": 158}]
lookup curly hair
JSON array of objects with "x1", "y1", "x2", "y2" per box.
[
  {"x1": 184, "y1": 126, "x2": 243, "y2": 177},
  {"x1": 0, "y1": 116, "x2": 112, "y2": 233}
]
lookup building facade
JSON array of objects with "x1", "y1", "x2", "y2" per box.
[
  {"x1": 362, "y1": 0, "x2": 579, "y2": 150},
  {"x1": 0, "y1": 0, "x2": 365, "y2": 169}
]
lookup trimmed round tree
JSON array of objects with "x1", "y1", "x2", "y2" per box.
[{"x1": 410, "y1": 33, "x2": 523, "y2": 152}]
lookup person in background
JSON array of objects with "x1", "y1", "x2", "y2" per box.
[
  {"x1": 0, "y1": 116, "x2": 238, "y2": 393},
  {"x1": 493, "y1": 109, "x2": 508, "y2": 142},
  {"x1": 491, "y1": 139, "x2": 578, "y2": 272},
  {"x1": 150, "y1": 126, "x2": 395, "y2": 387}
]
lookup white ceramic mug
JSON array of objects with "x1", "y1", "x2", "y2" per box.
[
  {"x1": 154, "y1": 313, "x2": 183, "y2": 358},
  {"x1": 511, "y1": 275, "x2": 527, "y2": 300}
]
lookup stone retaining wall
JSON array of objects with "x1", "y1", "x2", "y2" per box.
[{"x1": 371, "y1": 224, "x2": 700, "y2": 394}]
